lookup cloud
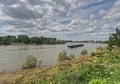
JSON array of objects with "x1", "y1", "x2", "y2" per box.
[
  {"x1": 5, "y1": 20, "x2": 36, "y2": 28},
  {"x1": 0, "y1": 0, "x2": 119, "y2": 40},
  {"x1": 2, "y1": 5, "x2": 44, "y2": 20}
]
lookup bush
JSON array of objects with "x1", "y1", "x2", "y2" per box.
[
  {"x1": 22, "y1": 55, "x2": 38, "y2": 69},
  {"x1": 88, "y1": 79, "x2": 107, "y2": 84},
  {"x1": 90, "y1": 52, "x2": 95, "y2": 56},
  {"x1": 58, "y1": 50, "x2": 67, "y2": 62},
  {"x1": 38, "y1": 60, "x2": 42, "y2": 68},
  {"x1": 81, "y1": 49, "x2": 88, "y2": 55},
  {"x1": 70, "y1": 53, "x2": 75, "y2": 59},
  {"x1": 58, "y1": 51, "x2": 75, "y2": 62}
]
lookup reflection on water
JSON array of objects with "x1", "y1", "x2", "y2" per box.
[{"x1": 0, "y1": 43, "x2": 107, "y2": 71}]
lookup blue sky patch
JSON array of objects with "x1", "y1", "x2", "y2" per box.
[
  {"x1": 81, "y1": 0, "x2": 116, "y2": 9},
  {"x1": 0, "y1": 22, "x2": 8, "y2": 28},
  {"x1": 59, "y1": 20, "x2": 71, "y2": 25}
]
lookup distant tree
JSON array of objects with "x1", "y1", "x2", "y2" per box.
[
  {"x1": 6, "y1": 35, "x2": 16, "y2": 44},
  {"x1": 17, "y1": 35, "x2": 30, "y2": 44},
  {"x1": 56, "y1": 40, "x2": 65, "y2": 44},
  {"x1": 0, "y1": 36, "x2": 3, "y2": 44},
  {"x1": 108, "y1": 28, "x2": 120, "y2": 49},
  {"x1": 0, "y1": 36, "x2": 11, "y2": 45},
  {"x1": 47, "y1": 38, "x2": 57, "y2": 44},
  {"x1": 0, "y1": 35, "x2": 65, "y2": 45},
  {"x1": 31, "y1": 37, "x2": 42, "y2": 44}
]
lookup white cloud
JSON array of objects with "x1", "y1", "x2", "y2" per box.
[
  {"x1": 0, "y1": 0, "x2": 119, "y2": 40},
  {"x1": 99, "y1": 9, "x2": 107, "y2": 15}
]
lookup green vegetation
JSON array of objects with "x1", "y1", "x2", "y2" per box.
[
  {"x1": 0, "y1": 35, "x2": 65, "y2": 45},
  {"x1": 22, "y1": 55, "x2": 38, "y2": 69},
  {"x1": 22, "y1": 55, "x2": 43, "y2": 69},
  {"x1": 38, "y1": 60, "x2": 42, "y2": 68},
  {"x1": 108, "y1": 28, "x2": 120, "y2": 49},
  {"x1": 69, "y1": 53, "x2": 75, "y2": 59},
  {"x1": 81, "y1": 49, "x2": 88, "y2": 55},
  {"x1": 58, "y1": 50, "x2": 75, "y2": 62},
  {"x1": 58, "y1": 50, "x2": 67, "y2": 62}
]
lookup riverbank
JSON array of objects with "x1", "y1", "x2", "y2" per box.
[{"x1": 0, "y1": 46, "x2": 120, "y2": 84}]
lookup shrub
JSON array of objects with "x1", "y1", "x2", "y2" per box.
[
  {"x1": 90, "y1": 52, "x2": 95, "y2": 56},
  {"x1": 38, "y1": 60, "x2": 42, "y2": 68},
  {"x1": 70, "y1": 53, "x2": 75, "y2": 59},
  {"x1": 81, "y1": 49, "x2": 88, "y2": 55},
  {"x1": 88, "y1": 79, "x2": 107, "y2": 84},
  {"x1": 58, "y1": 50, "x2": 67, "y2": 62},
  {"x1": 22, "y1": 55, "x2": 38, "y2": 69}
]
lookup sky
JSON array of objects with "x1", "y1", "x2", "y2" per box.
[{"x1": 0, "y1": 0, "x2": 120, "y2": 41}]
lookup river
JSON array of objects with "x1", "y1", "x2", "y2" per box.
[{"x1": 0, "y1": 43, "x2": 107, "y2": 72}]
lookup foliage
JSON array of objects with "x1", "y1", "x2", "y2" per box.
[
  {"x1": 58, "y1": 51, "x2": 76, "y2": 62},
  {"x1": 17, "y1": 35, "x2": 30, "y2": 44},
  {"x1": 0, "y1": 35, "x2": 65, "y2": 45},
  {"x1": 81, "y1": 49, "x2": 88, "y2": 55},
  {"x1": 70, "y1": 53, "x2": 75, "y2": 59},
  {"x1": 38, "y1": 60, "x2": 42, "y2": 68},
  {"x1": 108, "y1": 28, "x2": 120, "y2": 49},
  {"x1": 22, "y1": 55, "x2": 38, "y2": 69},
  {"x1": 0, "y1": 35, "x2": 16, "y2": 45},
  {"x1": 88, "y1": 79, "x2": 107, "y2": 84},
  {"x1": 58, "y1": 50, "x2": 67, "y2": 62}
]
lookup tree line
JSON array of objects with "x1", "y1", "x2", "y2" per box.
[{"x1": 0, "y1": 35, "x2": 65, "y2": 45}]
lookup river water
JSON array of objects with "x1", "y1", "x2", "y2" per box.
[{"x1": 0, "y1": 43, "x2": 107, "y2": 72}]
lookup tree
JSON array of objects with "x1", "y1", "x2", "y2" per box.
[
  {"x1": 17, "y1": 35, "x2": 30, "y2": 44},
  {"x1": 108, "y1": 28, "x2": 120, "y2": 49},
  {"x1": 0, "y1": 36, "x2": 11, "y2": 45},
  {"x1": 0, "y1": 35, "x2": 65, "y2": 45},
  {"x1": 30, "y1": 37, "x2": 42, "y2": 44},
  {"x1": 0, "y1": 36, "x2": 3, "y2": 44},
  {"x1": 6, "y1": 35, "x2": 16, "y2": 44}
]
